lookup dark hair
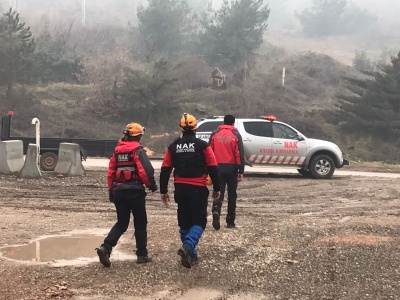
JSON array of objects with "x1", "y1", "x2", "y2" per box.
[{"x1": 224, "y1": 115, "x2": 235, "y2": 125}]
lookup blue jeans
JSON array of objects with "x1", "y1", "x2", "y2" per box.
[{"x1": 174, "y1": 184, "x2": 209, "y2": 256}]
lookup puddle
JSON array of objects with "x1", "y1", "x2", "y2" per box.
[
  {"x1": 0, "y1": 232, "x2": 135, "y2": 266},
  {"x1": 99, "y1": 289, "x2": 271, "y2": 300},
  {"x1": 176, "y1": 288, "x2": 223, "y2": 300}
]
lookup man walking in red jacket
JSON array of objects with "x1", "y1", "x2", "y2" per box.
[{"x1": 209, "y1": 115, "x2": 245, "y2": 229}]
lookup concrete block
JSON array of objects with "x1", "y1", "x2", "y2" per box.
[
  {"x1": 0, "y1": 140, "x2": 24, "y2": 175},
  {"x1": 18, "y1": 144, "x2": 42, "y2": 178},
  {"x1": 54, "y1": 143, "x2": 85, "y2": 176}
]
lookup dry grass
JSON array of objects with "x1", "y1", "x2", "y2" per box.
[
  {"x1": 1, "y1": 39, "x2": 398, "y2": 162},
  {"x1": 346, "y1": 161, "x2": 400, "y2": 173}
]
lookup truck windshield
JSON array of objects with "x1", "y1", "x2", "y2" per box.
[{"x1": 197, "y1": 121, "x2": 223, "y2": 132}]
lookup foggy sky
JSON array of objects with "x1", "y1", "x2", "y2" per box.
[
  {"x1": 284, "y1": 0, "x2": 400, "y2": 28},
  {"x1": 0, "y1": 0, "x2": 398, "y2": 63},
  {"x1": 1, "y1": 0, "x2": 399, "y2": 28},
  {"x1": 209, "y1": 0, "x2": 400, "y2": 29}
]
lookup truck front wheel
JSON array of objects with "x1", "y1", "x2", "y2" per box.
[
  {"x1": 309, "y1": 154, "x2": 335, "y2": 179},
  {"x1": 40, "y1": 152, "x2": 58, "y2": 171},
  {"x1": 297, "y1": 169, "x2": 312, "y2": 178}
]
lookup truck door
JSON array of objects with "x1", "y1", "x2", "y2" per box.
[
  {"x1": 238, "y1": 120, "x2": 273, "y2": 164},
  {"x1": 271, "y1": 122, "x2": 307, "y2": 165}
]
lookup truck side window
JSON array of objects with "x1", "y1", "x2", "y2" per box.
[
  {"x1": 197, "y1": 121, "x2": 223, "y2": 132},
  {"x1": 272, "y1": 123, "x2": 297, "y2": 139},
  {"x1": 243, "y1": 122, "x2": 272, "y2": 137}
]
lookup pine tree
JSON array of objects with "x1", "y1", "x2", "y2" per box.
[
  {"x1": 0, "y1": 8, "x2": 35, "y2": 101},
  {"x1": 137, "y1": 0, "x2": 194, "y2": 56},
  {"x1": 296, "y1": 0, "x2": 347, "y2": 36},
  {"x1": 337, "y1": 52, "x2": 400, "y2": 143},
  {"x1": 119, "y1": 59, "x2": 179, "y2": 125},
  {"x1": 296, "y1": 0, "x2": 376, "y2": 37},
  {"x1": 199, "y1": 0, "x2": 270, "y2": 68},
  {"x1": 187, "y1": 0, "x2": 208, "y2": 14}
]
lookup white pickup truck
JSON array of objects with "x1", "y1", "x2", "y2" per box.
[{"x1": 196, "y1": 115, "x2": 349, "y2": 179}]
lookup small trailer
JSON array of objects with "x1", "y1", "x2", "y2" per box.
[{"x1": 1, "y1": 112, "x2": 118, "y2": 171}]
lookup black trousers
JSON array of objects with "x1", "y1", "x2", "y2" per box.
[
  {"x1": 103, "y1": 189, "x2": 148, "y2": 256},
  {"x1": 212, "y1": 172, "x2": 238, "y2": 224},
  {"x1": 174, "y1": 184, "x2": 209, "y2": 230}
]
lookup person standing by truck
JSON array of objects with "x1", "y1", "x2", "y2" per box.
[
  {"x1": 209, "y1": 114, "x2": 245, "y2": 230},
  {"x1": 96, "y1": 122, "x2": 157, "y2": 267},
  {"x1": 160, "y1": 113, "x2": 221, "y2": 268}
]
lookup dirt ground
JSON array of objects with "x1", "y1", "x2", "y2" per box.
[{"x1": 0, "y1": 167, "x2": 399, "y2": 300}]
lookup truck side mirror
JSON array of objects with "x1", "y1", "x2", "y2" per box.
[{"x1": 297, "y1": 134, "x2": 305, "y2": 141}]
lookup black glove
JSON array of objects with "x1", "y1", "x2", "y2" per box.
[
  {"x1": 149, "y1": 184, "x2": 158, "y2": 192},
  {"x1": 213, "y1": 198, "x2": 222, "y2": 207},
  {"x1": 108, "y1": 189, "x2": 115, "y2": 202}
]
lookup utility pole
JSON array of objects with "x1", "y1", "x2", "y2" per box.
[
  {"x1": 82, "y1": 0, "x2": 86, "y2": 26},
  {"x1": 243, "y1": 52, "x2": 248, "y2": 116},
  {"x1": 9, "y1": 0, "x2": 19, "y2": 11},
  {"x1": 244, "y1": 53, "x2": 247, "y2": 86},
  {"x1": 9, "y1": 0, "x2": 16, "y2": 10}
]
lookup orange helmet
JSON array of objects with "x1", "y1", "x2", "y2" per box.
[
  {"x1": 124, "y1": 122, "x2": 145, "y2": 136},
  {"x1": 180, "y1": 113, "x2": 197, "y2": 131},
  {"x1": 206, "y1": 175, "x2": 212, "y2": 186}
]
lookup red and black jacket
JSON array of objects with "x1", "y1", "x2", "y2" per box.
[
  {"x1": 160, "y1": 131, "x2": 220, "y2": 194},
  {"x1": 108, "y1": 141, "x2": 157, "y2": 192},
  {"x1": 209, "y1": 125, "x2": 245, "y2": 174}
]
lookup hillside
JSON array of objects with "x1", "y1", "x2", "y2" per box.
[
  {"x1": 0, "y1": 0, "x2": 398, "y2": 162},
  {"x1": 3, "y1": 51, "x2": 367, "y2": 158},
  {"x1": 265, "y1": 27, "x2": 400, "y2": 66}
]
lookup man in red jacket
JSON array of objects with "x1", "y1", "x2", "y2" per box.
[
  {"x1": 96, "y1": 122, "x2": 157, "y2": 267},
  {"x1": 160, "y1": 113, "x2": 221, "y2": 268},
  {"x1": 209, "y1": 115, "x2": 245, "y2": 230}
]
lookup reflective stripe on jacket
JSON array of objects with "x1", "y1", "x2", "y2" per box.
[
  {"x1": 107, "y1": 141, "x2": 156, "y2": 191},
  {"x1": 159, "y1": 132, "x2": 220, "y2": 194}
]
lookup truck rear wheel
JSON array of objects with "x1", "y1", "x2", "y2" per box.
[
  {"x1": 40, "y1": 152, "x2": 58, "y2": 171},
  {"x1": 309, "y1": 154, "x2": 335, "y2": 179}
]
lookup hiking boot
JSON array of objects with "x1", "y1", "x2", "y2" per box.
[
  {"x1": 226, "y1": 223, "x2": 236, "y2": 228},
  {"x1": 191, "y1": 255, "x2": 199, "y2": 265},
  {"x1": 177, "y1": 244, "x2": 193, "y2": 268},
  {"x1": 212, "y1": 211, "x2": 220, "y2": 230},
  {"x1": 136, "y1": 256, "x2": 152, "y2": 264},
  {"x1": 96, "y1": 246, "x2": 111, "y2": 267}
]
